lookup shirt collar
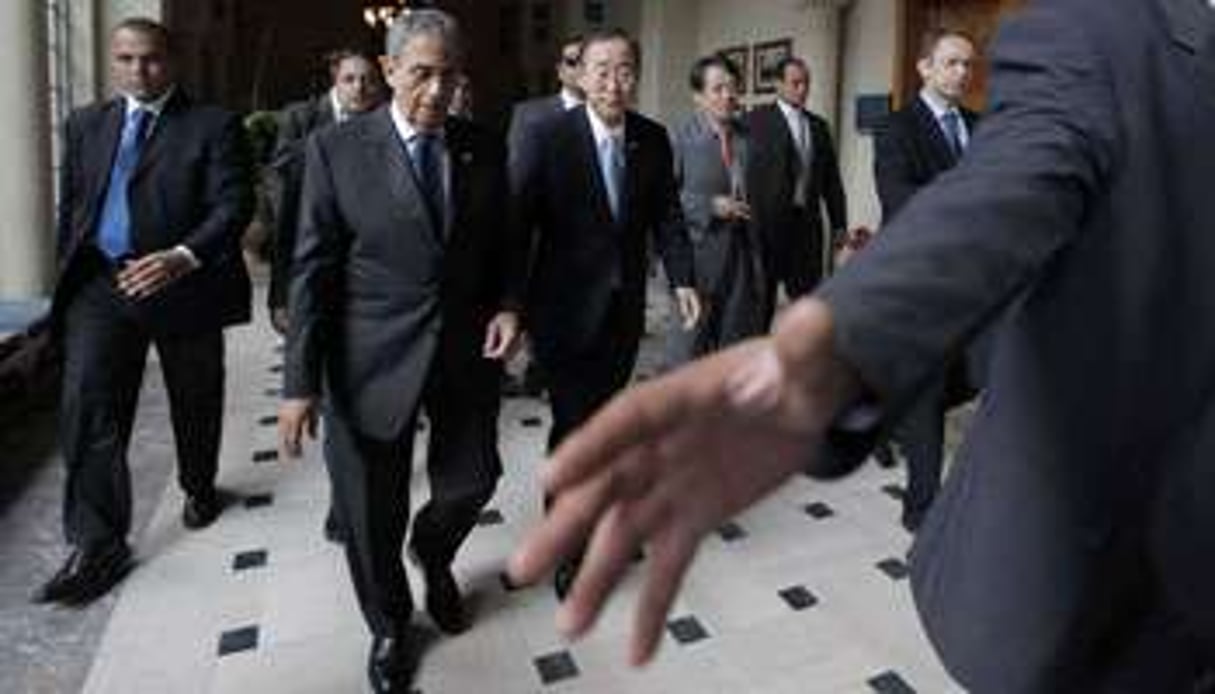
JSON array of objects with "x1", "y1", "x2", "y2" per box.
[
  {"x1": 390, "y1": 101, "x2": 445, "y2": 146},
  {"x1": 586, "y1": 106, "x2": 624, "y2": 146},
  {"x1": 776, "y1": 98, "x2": 803, "y2": 120},
  {"x1": 918, "y1": 88, "x2": 958, "y2": 120},
  {"x1": 329, "y1": 88, "x2": 347, "y2": 123},
  {"x1": 123, "y1": 86, "x2": 175, "y2": 118},
  {"x1": 559, "y1": 88, "x2": 583, "y2": 110}
]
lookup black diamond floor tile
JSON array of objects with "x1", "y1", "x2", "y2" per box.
[
  {"x1": 477, "y1": 509, "x2": 504, "y2": 526},
  {"x1": 880, "y1": 484, "x2": 906, "y2": 501},
  {"x1": 876, "y1": 557, "x2": 911, "y2": 581},
  {"x1": 667, "y1": 615, "x2": 710, "y2": 645},
  {"x1": 803, "y1": 502, "x2": 835, "y2": 519},
  {"x1": 244, "y1": 494, "x2": 274, "y2": 509},
  {"x1": 868, "y1": 670, "x2": 916, "y2": 693},
  {"x1": 716, "y1": 521, "x2": 747, "y2": 542},
  {"x1": 778, "y1": 585, "x2": 819, "y2": 611},
  {"x1": 217, "y1": 625, "x2": 259, "y2": 657},
  {"x1": 232, "y1": 549, "x2": 268, "y2": 572},
  {"x1": 534, "y1": 650, "x2": 579, "y2": 685},
  {"x1": 257, "y1": 415, "x2": 278, "y2": 426},
  {"x1": 251, "y1": 449, "x2": 278, "y2": 463}
]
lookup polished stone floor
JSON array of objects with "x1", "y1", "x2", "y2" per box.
[{"x1": 1, "y1": 286, "x2": 962, "y2": 693}]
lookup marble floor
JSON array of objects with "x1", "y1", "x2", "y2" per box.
[{"x1": 2, "y1": 289, "x2": 963, "y2": 694}]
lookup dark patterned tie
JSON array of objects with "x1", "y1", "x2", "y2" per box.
[{"x1": 413, "y1": 133, "x2": 444, "y2": 231}]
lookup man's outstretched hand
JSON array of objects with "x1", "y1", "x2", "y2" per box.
[{"x1": 508, "y1": 298, "x2": 859, "y2": 666}]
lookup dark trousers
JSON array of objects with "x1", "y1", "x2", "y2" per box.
[
  {"x1": 323, "y1": 375, "x2": 501, "y2": 638},
  {"x1": 60, "y1": 268, "x2": 224, "y2": 552},
  {"x1": 540, "y1": 296, "x2": 641, "y2": 453},
  {"x1": 764, "y1": 207, "x2": 826, "y2": 318},
  {"x1": 896, "y1": 376, "x2": 946, "y2": 525},
  {"x1": 669, "y1": 227, "x2": 767, "y2": 365}
]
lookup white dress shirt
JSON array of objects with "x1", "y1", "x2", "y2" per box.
[{"x1": 918, "y1": 88, "x2": 970, "y2": 151}]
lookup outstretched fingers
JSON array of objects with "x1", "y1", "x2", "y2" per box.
[{"x1": 630, "y1": 525, "x2": 699, "y2": 666}]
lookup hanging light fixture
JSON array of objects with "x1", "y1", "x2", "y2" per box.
[{"x1": 363, "y1": 1, "x2": 407, "y2": 29}]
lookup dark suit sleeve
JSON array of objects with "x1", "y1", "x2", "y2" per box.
[
  {"x1": 815, "y1": 118, "x2": 848, "y2": 237},
  {"x1": 284, "y1": 133, "x2": 345, "y2": 399},
  {"x1": 179, "y1": 113, "x2": 253, "y2": 264},
  {"x1": 55, "y1": 113, "x2": 81, "y2": 265},
  {"x1": 506, "y1": 103, "x2": 532, "y2": 189},
  {"x1": 873, "y1": 115, "x2": 920, "y2": 221},
  {"x1": 651, "y1": 129, "x2": 695, "y2": 289},
  {"x1": 268, "y1": 107, "x2": 311, "y2": 309},
  {"x1": 818, "y1": 3, "x2": 1119, "y2": 426}
]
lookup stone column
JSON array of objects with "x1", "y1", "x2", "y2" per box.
[{"x1": 0, "y1": 1, "x2": 54, "y2": 300}]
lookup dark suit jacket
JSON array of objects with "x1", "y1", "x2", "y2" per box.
[
  {"x1": 514, "y1": 106, "x2": 694, "y2": 359},
  {"x1": 284, "y1": 107, "x2": 514, "y2": 440},
  {"x1": 506, "y1": 94, "x2": 564, "y2": 189},
  {"x1": 874, "y1": 95, "x2": 980, "y2": 220},
  {"x1": 818, "y1": 0, "x2": 1215, "y2": 689},
  {"x1": 267, "y1": 94, "x2": 337, "y2": 309},
  {"x1": 53, "y1": 90, "x2": 252, "y2": 336},
  {"x1": 747, "y1": 102, "x2": 847, "y2": 253}
]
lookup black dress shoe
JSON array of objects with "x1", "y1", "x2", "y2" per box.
[
  {"x1": 33, "y1": 543, "x2": 133, "y2": 606},
  {"x1": 183, "y1": 493, "x2": 220, "y2": 530},
  {"x1": 322, "y1": 508, "x2": 346, "y2": 544},
  {"x1": 421, "y1": 563, "x2": 469, "y2": 635},
  {"x1": 901, "y1": 507, "x2": 926, "y2": 533},
  {"x1": 874, "y1": 443, "x2": 898, "y2": 469},
  {"x1": 368, "y1": 631, "x2": 422, "y2": 693}
]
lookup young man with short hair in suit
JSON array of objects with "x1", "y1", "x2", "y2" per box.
[
  {"x1": 874, "y1": 28, "x2": 980, "y2": 533},
  {"x1": 36, "y1": 17, "x2": 253, "y2": 606}
]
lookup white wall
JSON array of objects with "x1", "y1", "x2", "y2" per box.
[
  {"x1": 838, "y1": 0, "x2": 896, "y2": 230},
  {"x1": 694, "y1": 0, "x2": 840, "y2": 126}
]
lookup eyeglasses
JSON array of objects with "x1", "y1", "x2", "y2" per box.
[{"x1": 561, "y1": 56, "x2": 581, "y2": 68}]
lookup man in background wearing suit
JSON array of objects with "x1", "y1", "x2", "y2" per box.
[
  {"x1": 506, "y1": 34, "x2": 585, "y2": 183},
  {"x1": 266, "y1": 47, "x2": 384, "y2": 546},
  {"x1": 668, "y1": 54, "x2": 766, "y2": 363},
  {"x1": 748, "y1": 56, "x2": 847, "y2": 318},
  {"x1": 35, "y1": 18, "x2": 252, "y2": 606},
  {"x1": 513, "y1": 28, "x2": 700, "y2": 597},
  {"x1": 512, "y1": 0, "x2": 1215, "y2": 689},
  {"x1": 267, "y1": 48, "x2": 384, "y2": 335},
  {"x1": 503, "y1": 34, "x2": 584, "y2": 398},
  {"x1": 278, "y1": 10, "x2": 520, "y2": 692},
  {"x1": 874, "y1": 28, "x2": 979, "y2": 532}
]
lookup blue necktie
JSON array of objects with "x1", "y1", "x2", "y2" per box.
[
  {"x1": 599, "y1": 135, "x2": 624, "y2": 219},
  {"x1": 412, "y1": 133, "x2": 444, "y2": 232},
  {"x1": 97, "y1": 107, "x2": 151, "y2": 259},
  {"x1": 940, "y1": 110, "x2": 963, "y2": 158}
]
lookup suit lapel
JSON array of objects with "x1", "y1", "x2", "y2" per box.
[
  {"x1": 132, "y1": 90, "x2": 185, "y2": 182},
  {"x1": 369, "y1": 108, "x2": 442, "y2": 247},
  {"x1": 87, "y1": 100, "x2": 125, "y2": 218},
  {"x1": 445, "y1": 119, "x2": 475, "y2": 244},
  {"x1": 911, "y1": 96, "x2": 957, "y2": 171},
  {"x1": 573, "y1": 107, "x2": 616, "y2": 226}
]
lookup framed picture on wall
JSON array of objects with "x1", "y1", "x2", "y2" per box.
[
  {"x1": 718, "y1": 44, "x2": 750, "y2": 94},
  {"x1": 753, "y1": 38, "x2": 793, "y2": 94}
]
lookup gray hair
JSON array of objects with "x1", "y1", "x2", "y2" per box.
[{"x1": 385, "y1": 9, "x2": 463, "y2": 61}]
